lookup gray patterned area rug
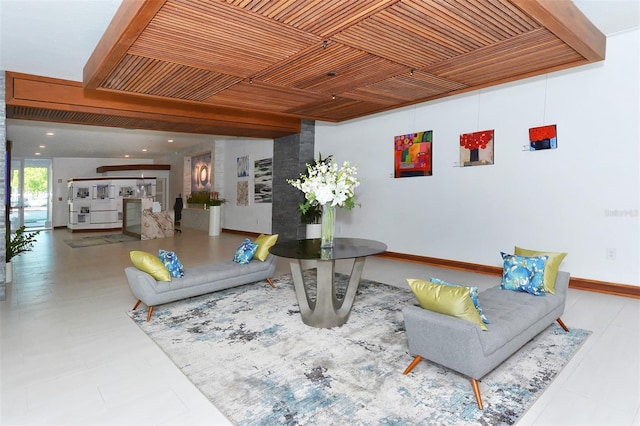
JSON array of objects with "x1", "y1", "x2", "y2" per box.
[
  {"x1": 65, "y1": 233, "x2": 139, "y2": 248},
  {"x1": 128, "y1": 272, "x2": 590, "y2": 425}
]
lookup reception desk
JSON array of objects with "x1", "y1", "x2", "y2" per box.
[{"x1": 123, "y1": 198, "x2": 174, "y2": 240}]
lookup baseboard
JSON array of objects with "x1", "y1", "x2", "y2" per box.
[{"x1": 377, "y1": 251, "x2": 640, "y2": 299}]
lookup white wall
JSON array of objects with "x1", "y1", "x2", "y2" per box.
[
  {"x1": 221, "y1": 138, "x2": 273, "y2": 234},
  {"x1": 52, "y1": 157, "x2": 153, "y2": 227},
  {"x1": 315, "y1": 30, "x2": 639, "y2": 286}
]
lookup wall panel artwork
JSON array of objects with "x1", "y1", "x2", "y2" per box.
[
  {"x1": 191, "y1": 152, "x2": 212, "y2": 192},
  {"x1": 460, "y1": 129, "x2": 494, "y2": 167},
  {"x1": 254, "y1": 158, "x2": 273, "y2": 203},
  {"x1": 237, "y1": 181, "x2": 249, "y2": 206},
  {"x1": 237, "y1": 155, "x2": 250, "y2": 177},
  {"x1": 529, "y1": 125, "x2": 557, "y2": 151},
  {"x1": 394, "y1": 130, "x2": 432, "y2": 178}
]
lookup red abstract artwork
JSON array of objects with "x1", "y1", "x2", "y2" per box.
[
  {"x1": 529, "y1": 125, "x2": 557, "y2": 150},
  {"x1": 459, "y1": 129, "x2": 494, "y2": 166}
]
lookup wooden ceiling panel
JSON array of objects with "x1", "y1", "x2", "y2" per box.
[
  {"x1": 344, "y1": 71, "x2": 469, "y2": 105},
  {"x1": 255, "y1": 42, "x2": 407, "y2": 94},
  {"x1": 425, "y1": 28, "x2": 585, "y2": 86},
  {"x1": 126, "y1": 0, "x2": 320, "y2": 77},
  {"x1": 203, "y1": 81, "x2": 327, "y2": 112},
  {"x1": 102, "y1": 54, "x2": 242, "y2": 101},
  {"x1": 288, "y1": 97, "x2": 387, "y2": 122},
  {"x1": 15, "y1": 0, "x2": 602, "y2": 136},
  {"x1": 222, "y1": 0, "x2": 397, "y2": 37}
]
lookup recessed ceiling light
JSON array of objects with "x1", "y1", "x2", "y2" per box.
[
  {"x1": 142, "y1": 148, "x2": 148, "y2": 152},
  {"x1": 125, "y1": 154, "x2": 130, "y2": 158},
  {"x1": 168, "y1": 139, "x2": 174, "y2": 143},
  {"x1": 35, "y1": 152, "x2": 41, "y2": 156},
  {"x1": 39, "y1": 145, "x2": 46, "y2": 149},
  {"x1": 46, "y1": 132, "x2": 54, "y2": 136}
]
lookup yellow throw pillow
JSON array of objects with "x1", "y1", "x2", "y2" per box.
[
  {"x1": 407, "y1": 279, "x2": 487, "y2": 331},
  {"x1": 130, "y1": 250, "x2": 171, "y2": 282},
  {"x1": 254, "y1": 234, "x2": 278, "y2": 261},
  {"x1": 514, "y1": 246, "x2": 567, "y2": 294}
]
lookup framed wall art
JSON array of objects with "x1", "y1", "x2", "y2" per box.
[
  {"x1": 394, "y1": 130, "x2": 432, "y2": 178},
  {"x1": 529, "y1": 125, "x2": 557, "y2": 151},
  {"x1": 460, "y1": 129, "x2": 494, "y2": 166}
]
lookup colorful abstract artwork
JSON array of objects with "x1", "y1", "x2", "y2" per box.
[
  {"x1": 254, "y1": 158, "x2": 272, "y2": 203},
  {"x1": 460, "y1": 129, "x2": 494, "y2": 167},
  {"x1": 529, "y1": 125, "x2": 557, "y2": 151},
  {"x1": 394, "y1": 130, "x2": 432, "y2": 178},
  {"x1": 191, "y1": 152, "x2": 212, "y2": 192}
]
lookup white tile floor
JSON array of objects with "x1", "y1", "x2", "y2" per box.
[{"x1": 1, "y1": 229, "x2": 638, "y2": 425}]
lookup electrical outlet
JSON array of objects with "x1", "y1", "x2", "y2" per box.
[{"x1": 606, "y1": 248, "x2": 617, "y2": 261}]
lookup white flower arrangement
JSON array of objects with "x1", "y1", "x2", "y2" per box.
[{"x1": 288, "y1": 155, "x2": 360, "y2": 213}]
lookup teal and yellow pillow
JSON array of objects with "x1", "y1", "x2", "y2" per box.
[
  {"x1": 429, "y1": 277, "x2": 489, "y2": 324},
  {"x1": 130, "y1": 250, "x2": 171, "y2": 282},
  {"x1": 233, "y1": 238, "x2": 258, "y2": 265},
  {"x1": 500, "y1": 252, "x2": 547, "y2": 296},
  {"x1": 254, "y1": 234, "x2": 278, "y2": 261},
  {"x1": 514, "y1": 247, "x2": 567, "y2": 294},
  {"x1": 407, "y1": 279, "x2": 487, "y2": 331},
  {"x1": 158, "y1": 249, "x2": 184, "y2": 278}
]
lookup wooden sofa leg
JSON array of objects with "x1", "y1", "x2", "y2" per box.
[
  {"x1": 556, "y1": 317, "x2": 569, "y2": 332},
  {"x1": 146, "y1": 306, "x2": 154, "y2": 322},
  {"x1": 403, "y1": 355, "x2": 423, "y2": 375},
  {"x1": 470, "y1": 378, "x2": 484, "y2": 409},
  {"x1": 266, "y1": 278, "x2": 275, "y2": 288},
  {"x1": 133, "y1": 300, "x2": 141, "y2": 310}
]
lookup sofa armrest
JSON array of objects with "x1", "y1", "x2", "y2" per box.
[{"x1": 402, "y1": 305, "x2": 486, "y2": 377}]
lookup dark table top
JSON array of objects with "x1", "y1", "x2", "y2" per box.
[{"x1": 269, "y1": 237, "x2": 387, "y2": 260}]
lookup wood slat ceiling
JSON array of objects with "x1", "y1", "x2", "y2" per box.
[{"x1": 8, "y1": 0, "x2": 606, "y2": 139}]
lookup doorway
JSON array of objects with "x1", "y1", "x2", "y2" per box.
[{"x1": 10, "y1": 158, "x2": 52, "y2": 232}]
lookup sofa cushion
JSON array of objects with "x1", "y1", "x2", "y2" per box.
[
  {"x1": 500, "y1": 252, "x2": 547, "y2": 296},
  {"x1": 130, "y1": 250, "x2": 171, "y2": 282},
  {"x1": 158, "y1": 249, "x2": 184, "y2": 278},
  {"x1": 477, "y1": 286, "x2": 561, "y2": 355},
  {"x1": 514, "y1": 246, "x2": 567, "y2": 294},
  {"x1": 254, "y1": 234, "x2": 278, "y2": 261},
  {"x1": 430, "y1": 277, "x2": 489, "y2": 324},
  {"x1": 407, "y1": 279, "x2": 487, "y2": 331},
  {"x1": 233, "y1": 238, "x2": 258, "y2": 264}
]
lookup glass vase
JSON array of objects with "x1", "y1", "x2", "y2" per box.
[{"x1": 321, "y1": 204, "x2": 336, "y2": 248}]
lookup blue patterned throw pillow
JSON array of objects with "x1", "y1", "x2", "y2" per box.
[
  {"x1": 500, "y1": 252, "x2": 548, "y2": 296},
  {"x1": 233, "y1": 238, "x2": 258, "y2": 265},
  {"x1": 158, "y1": 249, "x2": 184, "y2": 278},
  {"x1": 430, "y1": 277, "x2": 490, "y2": 324}
]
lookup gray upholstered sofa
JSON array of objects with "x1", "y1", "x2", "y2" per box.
[
  {"x1": 402, "y1": 270, "x2": 570, "y2": 409},
  {"x1": 125, "y1": 254, "x2": 278, "y2": 321}
]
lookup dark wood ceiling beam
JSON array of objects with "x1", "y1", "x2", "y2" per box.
[
  {"x1": 512, "y1": 0, "x2": 606, "y2": 61},
  {"x1": 7, "y1": 72, "x2": 301, "y2": 138}
]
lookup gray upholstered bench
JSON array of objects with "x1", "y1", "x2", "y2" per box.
[
  {"x1": 125, "y1": 254, "x2": 278, "y2": 321},
  {"x1": 402, "y1": 270, "x2": 570, "y2": 409}
]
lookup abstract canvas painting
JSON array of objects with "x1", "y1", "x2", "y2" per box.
[
  {"x1": 529, "y1": 125, "x2": 557, "y2": 151},
  {"x1": 237, "y1": 155, "x2": 250, "y2": 177},
  {"x1": 254, "y1": 158, "x2": 272, "y2": 203},
  {"x1": 460, "y1": 129, "x2": 494, "y2": 166},
  {"x1": 394, "y1": 130, "x2": 432, "y2": 178},
  {"x1": 191, "y1": 152, "x2": 212, "y2": 192},
  {"x1": 237, "y1": 181, "x2": 249, "y2": 206}
]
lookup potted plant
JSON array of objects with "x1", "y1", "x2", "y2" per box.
[
  {"x1": 301, "y1": 202, "x2": 322, "y2": 238},
  {"x1": 186, "y1": 191, "x2": 211, "y2": 208},
  {"x1": 5, "y1": 226, "x2": 40, "y2": 282}
]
